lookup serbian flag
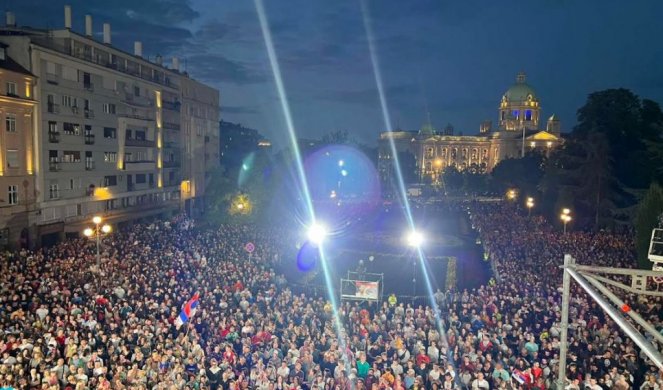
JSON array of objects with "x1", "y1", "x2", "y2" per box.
[{"x1": 175, "y1": 292, "x2": 200, "y2": 329}]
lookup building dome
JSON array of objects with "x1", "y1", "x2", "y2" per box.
[{"x1": 503, "y1": 72, "x2": 537, "y2": 102}]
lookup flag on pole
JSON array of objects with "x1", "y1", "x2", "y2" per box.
[{"x1": 175, "y1": 292, "x2": 200, "y2": 329}]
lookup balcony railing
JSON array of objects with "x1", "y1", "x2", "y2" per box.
[
  {"x1": 84, "y1": 109, "x2": 94, "y2": 119},
  {"x1": 163, "y1": 160, "x2": 181, "y2": 168},
  {"x1": 49, "y1": 161, "x2": 61, "y2": 171},
  {"x1": 84, "y1": 82, "x2": 94, "y2": 92},
  {"x1": 125, "y1": 138, "x2": 155, "y2": 147},
  {"x1": 85, "y1": 161, "x2": 95, "y2": 171},
  {"x1": 162, "y1": 100, "x2": 181, "y2": 112},
  {"x1": 48, "y1": 132, "x2": 60, "y2": 143},
  {"x1": 123, "y1": 161, "x2": 156, "y2": 171},
  {"x1": 84, "y1": 134, "x2": 95, "y2": 145},
  {"x1": 47, "y1": 103, "x2": 60, "y2": 114},
  {"x1": 163, "y1": 122, "x2": 180, "y2": 131}
]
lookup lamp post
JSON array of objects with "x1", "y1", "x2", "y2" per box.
[
  {"x1": 526, "y1": 197, "x2": 534, "y2": 217},
  {"x1": 560, "y1": 208, "x2": 572, "y2": 234},
  {"x1": 83, "y1": 216, "x2": 112, "y2": 271}
]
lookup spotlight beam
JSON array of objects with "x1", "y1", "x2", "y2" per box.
[
  {"x1": 255, "y1": 0, "x2": 349, "y2": 370},
  {"x1": 361, "y1": 0, "x2": 458, "y2": 377}
]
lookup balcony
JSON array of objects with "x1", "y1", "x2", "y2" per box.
[
  {"x1": 163, "y1": 122, "x2": 180, "y2": 131},
  {"x1": 84, "y1": 82, "x2": 94, "y2": 92},
  {"x1": 47, "y1": 103, "x2": 60, "y2": 114},
  {"x1": 123, "y1": 161, "x2": 156, "y2": 171},
  {"x1": 48, "y1": 132, "x2": 60, "y2": 143},
  {"x1": 84, "y1": 134, "x2": 95, "y2": 145},
  {"x1": 85, "y1": 161, "x2": 95, "y2": 171},
  {"x1": 49, "y1": 161, "x2": 61, "y2": 171},
  {"x1": 125, "y1": 138, "x2": 155, "y2": 148},
  {"x1": 120, "y1": 112, "x2": 154, "y2": 122},
  {"x1": 162, "y1": 100, "x2": 180, "y2": 112},
  {"x1": 84, "y1": 109, "x2": 95, "y2": 119},
  {"x1": 163, "y1": 160, "x2": 181, "y2": 168}
]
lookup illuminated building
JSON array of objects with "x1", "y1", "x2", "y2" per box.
[
  {"x1": 378, "y1": 72, "x2": 563, "y2": 187},
  {"x1": 0, "y1": 42, "x2": 37, "y2": 248},
  {"x1": 0, "y1": 7, "x2": 219, "y2": 247}
]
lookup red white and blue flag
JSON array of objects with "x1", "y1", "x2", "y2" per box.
[{"x1": 175, "y1": 292, "x2": 200, "y2": 329}]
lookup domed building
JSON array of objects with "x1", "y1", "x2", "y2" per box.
[{"x1": 378, "y1": 72, "x2": 563, "y2": 188}]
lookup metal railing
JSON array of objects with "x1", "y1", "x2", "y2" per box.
[
  {"x1": 48, "y1": 132, "x2": 60, "y2": 143},
  {"x1": 125, "y1": 139, "x2": 155, "y2": 147},
  {"x1": 48, "y1": 161, "x2": 61, "y2": 171},
  {"x1": 47, "y1": 103, "x2": 60, "y2": 114},
  {"x1": 84, "y1": 134, "x2": 95, "y2": 145}
]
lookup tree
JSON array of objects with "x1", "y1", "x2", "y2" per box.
[
  {"x1": 490, "y1": 153, "x2": 544, "y2": 196},
  {"x1": 635, "y1": 183, "x2": 663, "y2": 268},
  {"x1": 442, "y1": 166, "x2": 463, "y2": 191}
]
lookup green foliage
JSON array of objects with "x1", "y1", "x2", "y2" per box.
[
  {"x1": 442, "y1": 166, "x2": 463, "y2": 191},
  {"x1": 635, "y1": 183, "x2": 663, "y2": 268},
  {"x1": 490, "y1": 153, "x2": 544, "y2": 195}
]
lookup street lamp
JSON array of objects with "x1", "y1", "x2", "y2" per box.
[
  {"x1": 506, "y1": 189, "x2": 517, "y2": 201},
  {"x1": 560, "y1": 208, "x2": 572, "y2": 234},
  {"x1": 526, "y1": 197, "x2": 534, "y2": 217},
  {"x1": 83, "y1": 215, "x2": 112, "y2": 270}
]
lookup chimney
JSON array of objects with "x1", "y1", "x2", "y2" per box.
[
  {"x1": 64, "y1": 5, "x2": 72, "y2": 29},
  {"x1": 134, "y1": 41, "x2": 143, "y2": 57},
  {"x1": 85, "y1": 15, "x2": 93, "y2": 37},
  {"x1": 103, "y1": 23, "x2": 111, "y2": 44},
  {"x1": 172, "y1": 57, "x2": 179, "y2": 71},
  {"x1": 155, "y1": 55, "x2": 163, "y2": 66},
  {"x1": 5, "y1": 12, "x2": 15, "y2": 27}
]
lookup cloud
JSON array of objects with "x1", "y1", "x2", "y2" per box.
[
  {"x1": 195, "y1": 21, "x2": 235, "y2": 41},
  {"x1": 221, "y1": 105, "x2": 258, "y2": 114},
  {"x1": 186, "y1": 54, "x2": 266, "y2": 85},
  {"x1": 318, "y1": 84, "x2": 420, "y2": 106}
]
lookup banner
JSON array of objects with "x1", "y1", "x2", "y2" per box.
[{"x1": 354, "y1": 281, "x2": 379, "y2": 300}]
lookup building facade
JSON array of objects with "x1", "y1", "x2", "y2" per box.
[
  {"x1": 0, "y1": 7, "x2": 220, "y2": 248},
  {"x1": 0, "y1": 43, "x2": 37, "y2": 247},
  {"x1": 378, "y1": 73, "x2": 563, "y2": 188}
]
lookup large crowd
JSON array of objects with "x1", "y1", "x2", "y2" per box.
[{"x1": 0, "y1": 203, "x2": 661, "y2": 390}]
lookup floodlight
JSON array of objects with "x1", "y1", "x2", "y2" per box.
[
  {"x1": 92, "y1": 216, "x2": 102, "y2": 225},
  {"x1": 406, "y1": 230, "x2": 424, "y2": 248},
  {"x1": 338, "y1": 160, "x2": 344, "y2": 167},
  {"x1": 341, "y1": 170, "x2": 348, "y2": 177},
  {"x1": 307, "y1": 222, "x2": 328, "y2": 245}
]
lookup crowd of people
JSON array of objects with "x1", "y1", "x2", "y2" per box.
[{"x1": 0, "y1": 202, "x2": 660, "y2": 389}]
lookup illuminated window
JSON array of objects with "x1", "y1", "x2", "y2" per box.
[
  {"x1": 512, "y1": 110, "x2": 519, "y2": 119},
  {"x1": 6, "y1": 149, "x2": 19, "y2": 168},
  {"x1": 525, "y1": 110, "x2": 532, "y2": 121},
  {"x1": 6, "y1": 82, "x2": 17, "y2": 96}
]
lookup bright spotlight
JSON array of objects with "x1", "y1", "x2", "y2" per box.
[
  {"x1": 406, "y1": 230, "x2": 424, "y2": 248},
  {"x1": 341, "y1": 170, "x2": 348, "y2": 177},
  {"x1": 338, "y1": 160, "x2": 344, "y2": 167},
  {"x1": 307, "y1": 223, "x2": 328, "y2": 245}
]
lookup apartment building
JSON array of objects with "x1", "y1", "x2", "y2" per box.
[
  {"x1": 0, "y1": 7, "x2": 220, "y2": 247},
  {"x1": 0, "y1": 42, "x2": 37, "y2": 248}
]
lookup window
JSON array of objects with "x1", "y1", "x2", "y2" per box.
[
  {"x1": 103, "y1": 127, "x2": 116, "y2": 139},
  {"x1": 5, "y1": 114, "x2": 16, "y2": 132},
  {"x1": 48, "y1": 121, "x2": 58, "y2": 134},
  {"x1": 49, "y1": 150, "x2": 58, "y2": 162},
  {"x1": 103, "y1": 152, "x2": 117, "y2": 163},
  {"x1": 49, "y1": 184, "x2": 59, "y2": 199},
  {"x1": 103, "y1": 103, "x2": 116, "y2": 114},
  {"x1": 135, "y1": 130, "x2": 146, "y2": 140},
  {"x1": 8, "y1": 185, "x2": 18, "y2": 205},
  {"x1": 63, "y1": 122, "x2": 80, "y2": 135},
  {"x1": 425, "y1": 147, "x2": 434, "y2": 158},
  {"x1": 512, "y1": 110, "x2": 519, "y2": 119},
  {"x1": 61, "y1": 95, "x2": 76, "y2": 107},
  {"x1": 135, "y1": 174, "x2": 146, "y2": 184},
  {"x1": 104, "y1": 175, "x2": 117, "y2": 187},
  {"x1": 84, "y1": 125, "x2": 92, "y2": 136},
  {"x1": 525, "y1": 110, "x2": 532, "y2": 121},
  {"x1": 6, "y1": 149, "x2": 18, "y2": 168},
  {"x1": 62, "y1": 151, "x2": 81, "y2": 163},
  {"x1": 133, "y1": 86, "x2": 140, "y2": 97},
  {"x1": 6, "y1": 82, "x2": 17, "y2": 96}
]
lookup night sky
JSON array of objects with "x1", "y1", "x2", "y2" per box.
[{"x1": 4, "y1": 0, "x2": 663, "y2": 148}]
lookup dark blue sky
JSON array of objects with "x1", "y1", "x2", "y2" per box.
[{"x1": 5, "y1": 0, "x2": 663, "y2": 147}]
